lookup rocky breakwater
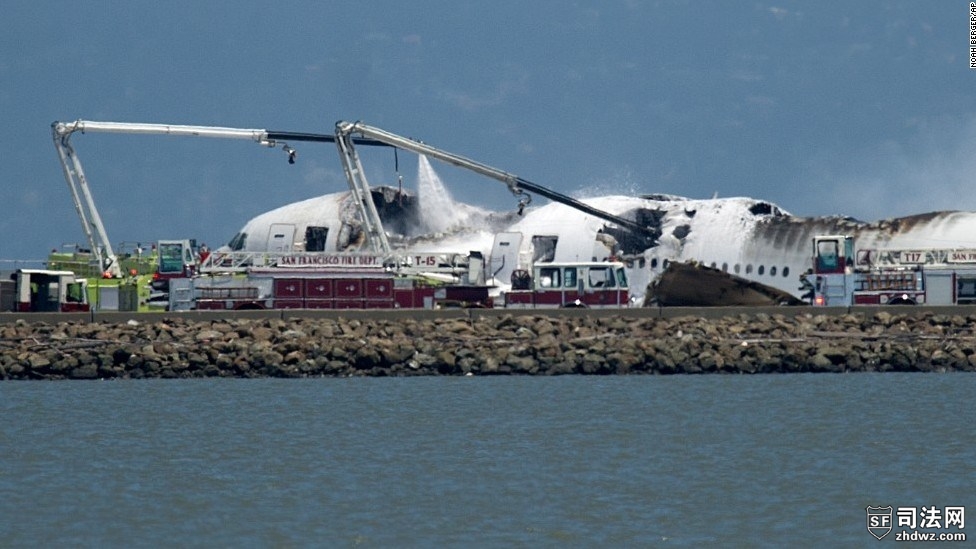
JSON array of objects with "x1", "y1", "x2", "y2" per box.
[{"x1": 2, "y1": 311, "x2": 976, "y2": 379}]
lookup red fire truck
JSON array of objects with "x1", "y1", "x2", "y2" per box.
[
  {"x1": 161, "y1": 241, "x2": 629, "y2": 311},
  {"x1": 167, "y1": 245, "x2": 630, "y2": 311},
  {"x1": 807, "y1": 234, "x2": 976, "y2": 306},
  {"x1": 503, "y1": 261, "x2": 630, "y2": 309},
  {"x1": 171, "y1": 268, "x2": 492, "y2": 311}
]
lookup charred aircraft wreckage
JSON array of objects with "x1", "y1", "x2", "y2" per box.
[{"x1": 226, "y1": 179, "x2": 976, "y2": 307}]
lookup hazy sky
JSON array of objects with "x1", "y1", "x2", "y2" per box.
[{"x1": 1, "y1": 1, "x2": 974, "y2": 260}]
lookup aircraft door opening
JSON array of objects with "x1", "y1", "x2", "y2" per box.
[
  {"x1": 268, "y1": 223, "x2": 296, "y2": 253},
  {"x1": 530, "y1": 235, "x2": 558, "y2": 263},
  {"x1": 305, "y1": 226, "x2": 329, "y2": 252},
  {"x1": 490, "y1": 231, "x2": 523, "y2": 284}
]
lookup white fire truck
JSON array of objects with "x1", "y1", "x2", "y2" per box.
[
  {"x1": 807, "y1": 234, "x2": 976, "y2": 306},
  {"x1": 6, "y1": 269, "x2": 90, "y2": 313}
]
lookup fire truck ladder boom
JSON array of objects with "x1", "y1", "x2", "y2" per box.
[
  {"x1": 51, "y1": 120, "x2": 389, "y2": 277},
  {"x1": 334, "y1": 121, "x2": 657, "y2": 257}
]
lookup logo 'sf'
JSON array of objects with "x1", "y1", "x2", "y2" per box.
[{"x1": 867, "y1": 506, "x2": 893, "y2": 540}]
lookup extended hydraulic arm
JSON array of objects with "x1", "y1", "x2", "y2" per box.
[
  {"x1": 50, "y1": 120, "x2": 389, "y2": 276},
  {"x1": 51, "y1": 120, "x2": 294, "y2": 277},
  {"x1": 334, "y1": 121, "x2": 657, "y2": 254}
]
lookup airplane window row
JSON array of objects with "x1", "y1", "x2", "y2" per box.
[
  {"x1": 646, "y1": 257, "x2": 790, "y2": 278},
  {"x1": 727, "y1": 262, "x2": 790, "y2": 278}
]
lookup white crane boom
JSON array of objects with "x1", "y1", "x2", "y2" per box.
[
  {"x1": 51, "y1": 120, "x2": 392, "y2": 277},
  {"x1": 52, "y1": 120, "x2": 273, "y2": 141},
  {"x1": 334, "y1": 121, "x2": 658, "y2": 256},
  {"x1": 51, "y1": 121, "x2": 283, "y2": 277}
]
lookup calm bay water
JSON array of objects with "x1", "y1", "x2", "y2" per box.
[{"x1": 1, "y1": 374, "x2": 972, "y2": 547}]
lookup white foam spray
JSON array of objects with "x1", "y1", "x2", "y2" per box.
[{"x1": 417, "y1": 154, "x2": 468, "y2": 233}]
